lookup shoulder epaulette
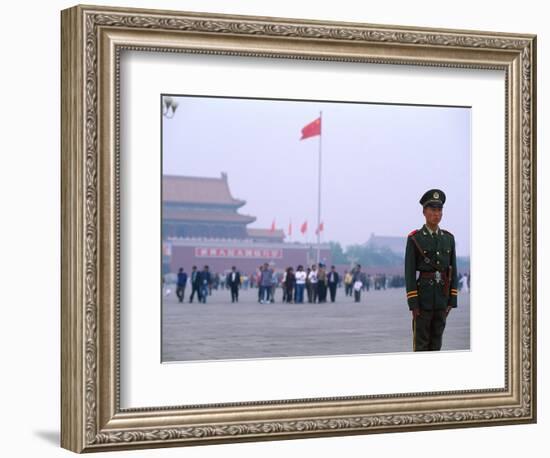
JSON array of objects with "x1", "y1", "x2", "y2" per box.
[
  {"x1": 408, "y1": 229, "x2": 418, "y2": 237},
  {"x1": 441, "y1": 229, "x2": 454, "y2": 237}
]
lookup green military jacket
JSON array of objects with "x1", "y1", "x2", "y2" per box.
[{"x1": 405, "y1": 224, "x2": 458, "y2": 310}]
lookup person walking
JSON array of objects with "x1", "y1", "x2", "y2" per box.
[
  {"x1": 344, "y1": 270, "x2": 353, "y2": 296},
  {"x1": 188, "y1": 266, "x2": 201, "y2": 303},
  {"x1": 256, "y1": 265, "x2": 263, "y2": 303},
  {"x1": 308, "y1": 264, "x2": 319, "y2": 303},
  {"x1": 365, "y1": 274, "x2": 371, "y2": 292},
  {"x1": 284, "y1": 267, "x2": 296, "y2": 303},
  {"x1": 259, "y1": 262, "x2": 273, "y2": 304},
  {"x1": 199, "y1": 265, "x2": 212, "y2": 304},
  {"x1": 295, "y1": 265, "x2": 307, "y2": 303},
  {"x1": 176, "y1": 267, "x2": 187, "y2": 303},
  {"x1": 270, "y1": 269, "x2": 278, "y2": 303},
  {"x1": 227, "y1": 266, "x2": 241, "y2": 303},
  {"x1": 327, "y1": 265, "x2": 340, "y2": 303},
  {"x1": 317, "y1": 264, "x2": 328, "y2": 303},
  {"x1": 305, "y1": 267, "x2": 313, "y2": 303},
  {"x1": 352, "y1": 265, "x2": 363, "y2": 303}
]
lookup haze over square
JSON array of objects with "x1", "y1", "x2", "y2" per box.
[{"x1": 163, "y1": 96, "x2": 471, "y2": 255}]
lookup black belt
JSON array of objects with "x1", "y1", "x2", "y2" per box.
[
  {"x1": 419, "y1": 272, "x2": 445, "y2": 279},
  {"x1": 419, "y1": 271, "x2": 447, "y2": 284}
]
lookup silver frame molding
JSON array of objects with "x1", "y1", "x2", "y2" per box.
[{"x1": 61, "y1": 4, "x2": 537, "y2": 453}]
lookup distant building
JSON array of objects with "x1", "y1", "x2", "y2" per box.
[
  {"x1": 162, "y1": 173, "x2": 330, "y2": 274},
  {"x1": 365, "y1": 233, "x2": 406, "y2": 256},
  {"x1": 163, "y1": 173, "x2": 255, "y2": 239}
]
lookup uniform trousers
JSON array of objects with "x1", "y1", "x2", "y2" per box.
[{"x1": 413, "y1": 309, "x2": 447, "y2": 351}]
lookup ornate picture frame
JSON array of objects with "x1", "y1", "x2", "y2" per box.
[{"x1": 61, "y1": 4, "x2": 536, "y2": 453}]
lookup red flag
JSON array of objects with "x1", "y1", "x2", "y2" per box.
[
  {"x1": 300, "y1": 220, "x2": 308, "y2": 234},
  {"x1": 315, "y1": 222, "x2": 324, "y2": 235},
  {"x1": 300, "y1": 117, "x2": 321, "y2": 140},
  {"x1": 270, "y1": 219, "x2": 276, "y2": 232},
  {"x1": 288, "y1": 220, "x2": 292, "y2": 236}
]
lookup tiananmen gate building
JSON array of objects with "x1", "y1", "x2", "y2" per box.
[{"x1": 162, "y1": 173, "x2": 330, "y2": 276}]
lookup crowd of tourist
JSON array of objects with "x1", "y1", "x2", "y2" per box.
[{"x1": 161, "y1": 262, "x2": 464, "y2": 305}]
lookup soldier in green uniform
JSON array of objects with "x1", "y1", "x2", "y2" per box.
[{"x1": 405, "y1": 189, "x2": 458, "y2": 351}]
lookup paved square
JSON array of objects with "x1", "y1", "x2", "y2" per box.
[{"x1": 162, "y1": 287, "x2": 470, "y2": 362}]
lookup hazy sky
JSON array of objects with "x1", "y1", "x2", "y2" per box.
[{"x1": 162, "y1": 95, "x2": 471, "y2": 256}]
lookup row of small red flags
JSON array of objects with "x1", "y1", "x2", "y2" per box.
[{"x1": 270, "y1": 220, "x2": 324, "y2": 236}]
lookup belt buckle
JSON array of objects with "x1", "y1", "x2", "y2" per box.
[{"x1": 435, "y1": 271, "x2": 441, "y2": 283}]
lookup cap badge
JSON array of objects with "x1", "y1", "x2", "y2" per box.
[{"x1": 433, "y1": 191, "x2": 439, "y2": 199}]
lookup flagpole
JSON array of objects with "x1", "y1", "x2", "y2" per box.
[{"x1": 316, "y1": 110, "x2": 322, "y2": 265}]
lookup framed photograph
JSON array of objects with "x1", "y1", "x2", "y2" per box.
[
  {"x1": 61, "y1": 4, "x2": 536, "y2": 453},
  {"x1": 160, "y1": 95, "x2": 472, "y2": 362}
]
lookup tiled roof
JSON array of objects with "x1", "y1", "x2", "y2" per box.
[{"x1": 163, "y1": 173, "x2": 245, "y2": 206}]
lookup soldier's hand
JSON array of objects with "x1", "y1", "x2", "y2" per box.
[
  {"x1": 411, "y1": 308, "x2": 421, "y2": 319},
  {"x1": 446, "y1": 306, "x2": 453, "y2": 316}
]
